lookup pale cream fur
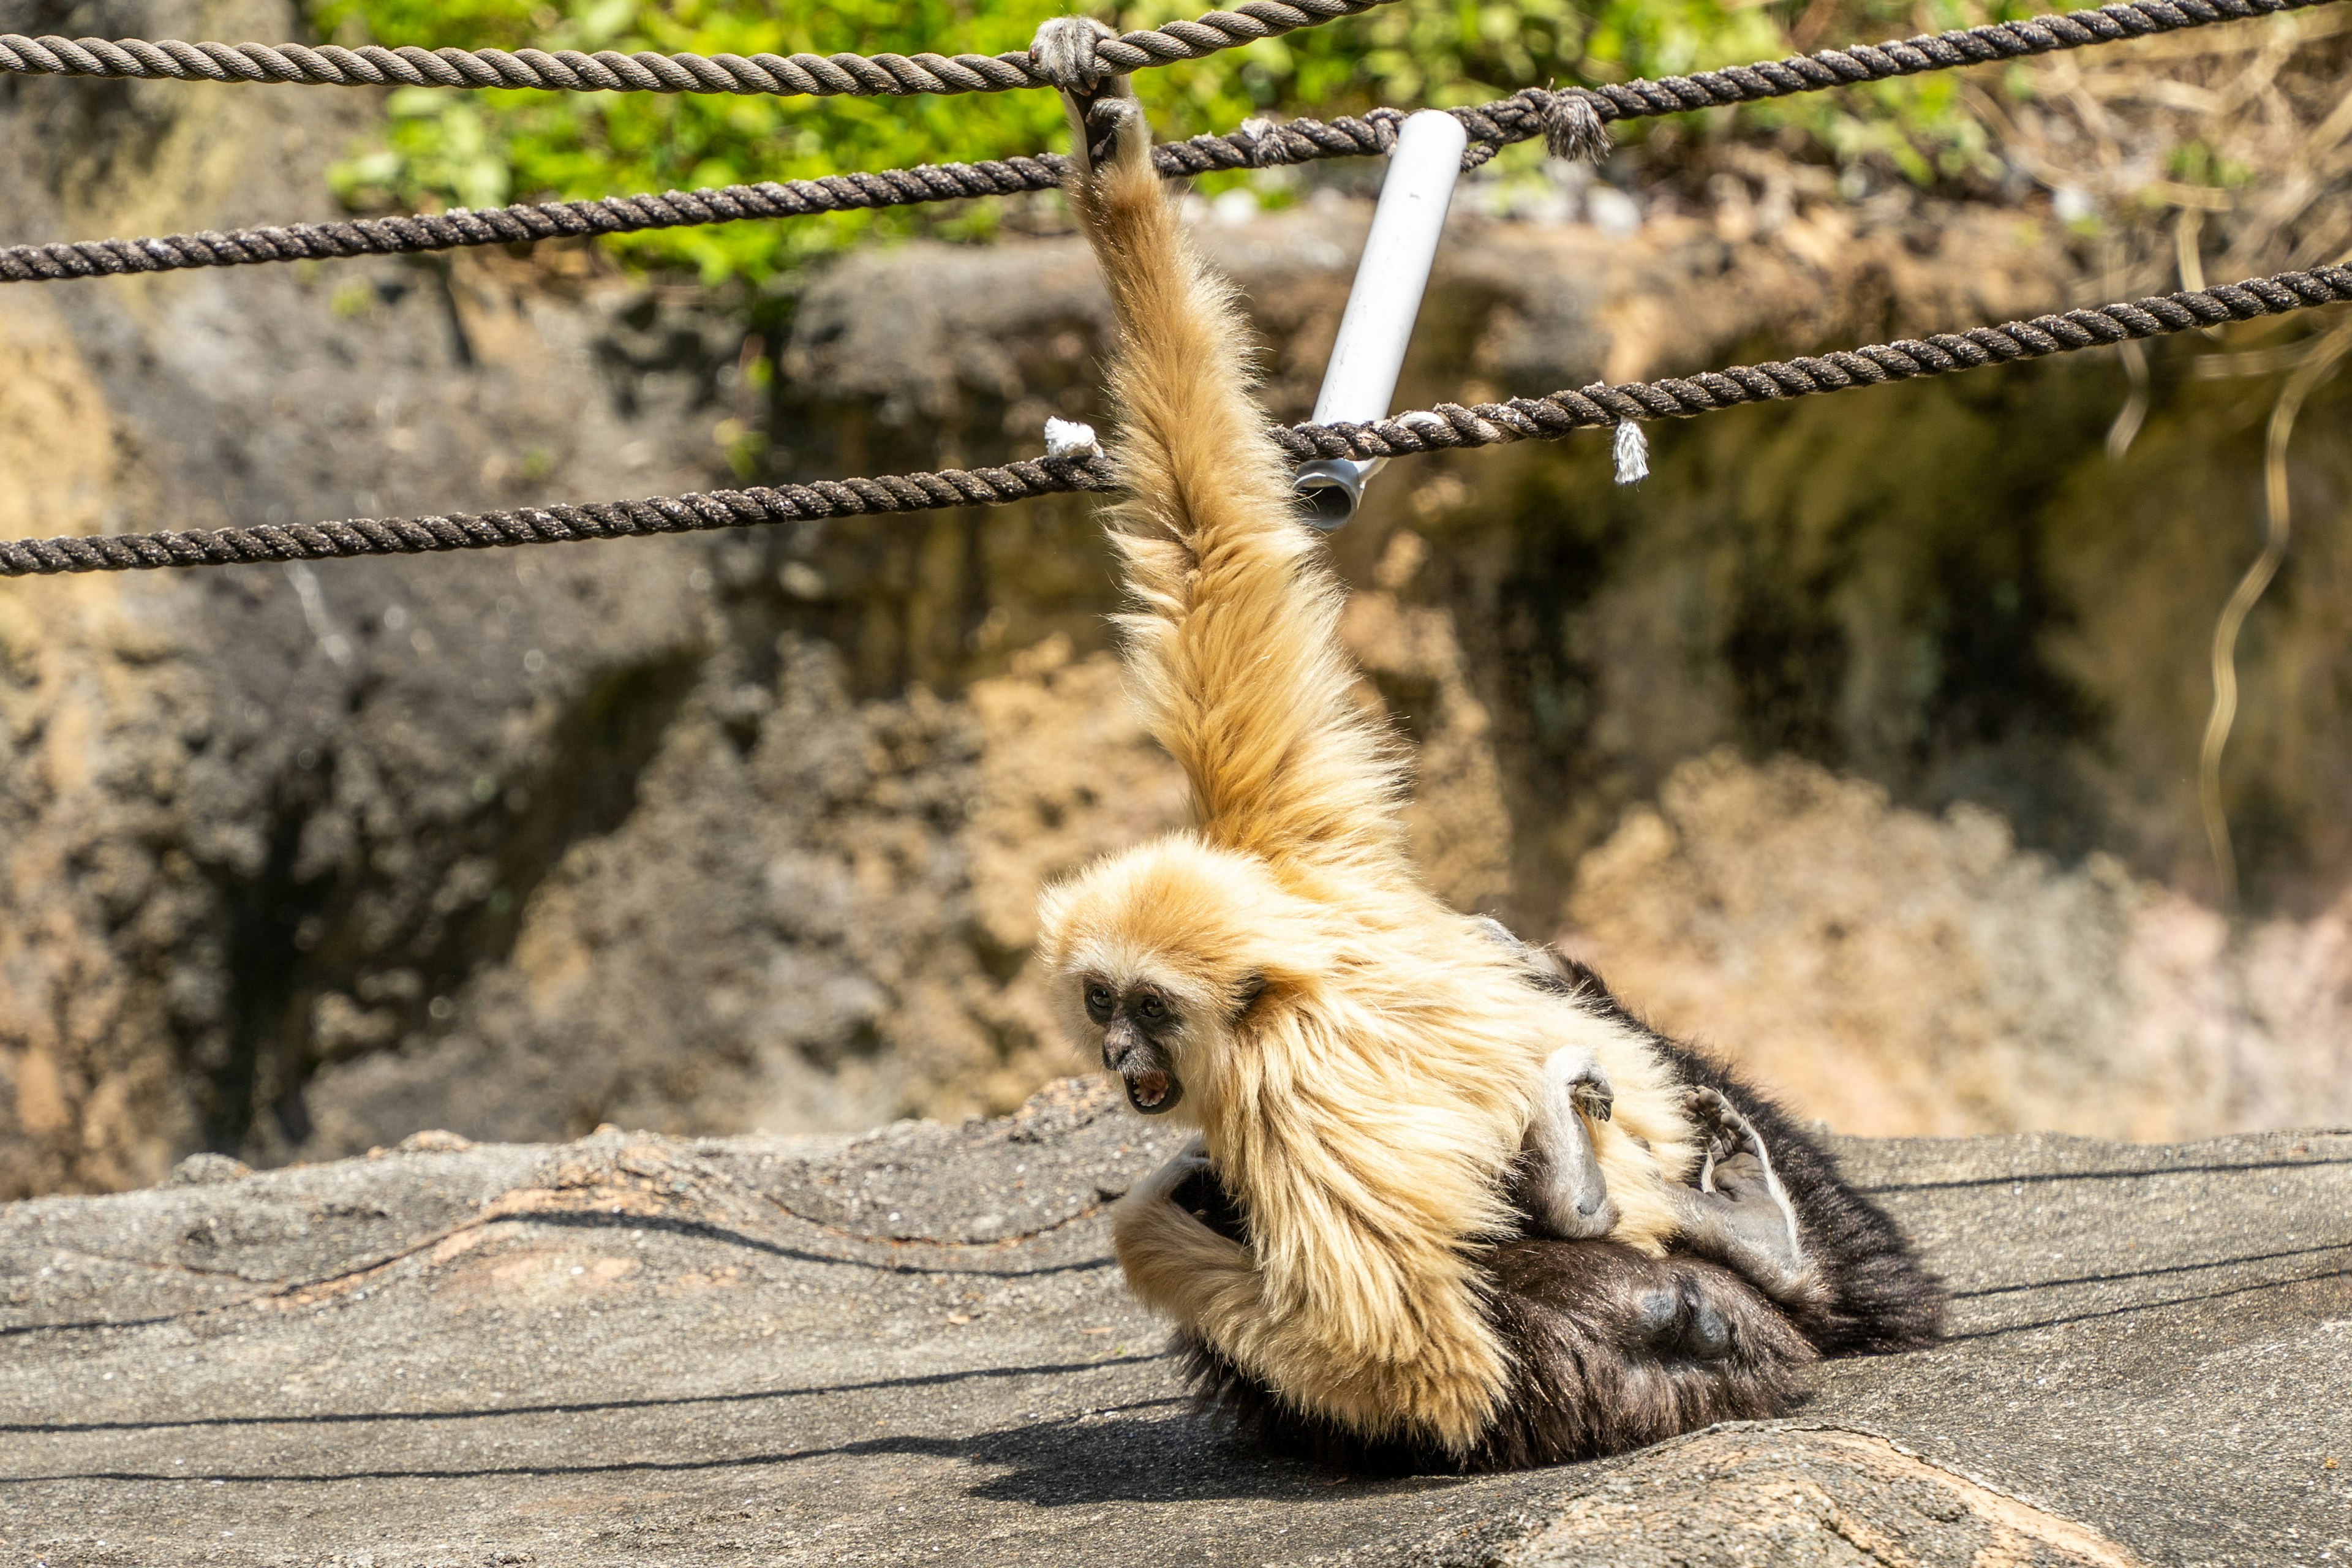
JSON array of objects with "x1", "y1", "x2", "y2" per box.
[{"x1": 1035, "y1": 107, "x2": 1697, "y2": 1453}]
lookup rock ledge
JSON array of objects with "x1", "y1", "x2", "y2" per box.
[{"x1": 3, "y1": 1082, "x2": 2346, "y2": 1566}]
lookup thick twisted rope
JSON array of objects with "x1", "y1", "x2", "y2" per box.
[
  {"x1": 0, "y1": 160, "x2": 1080, "y2": 281},
  {"x1": 0, "y1": 0, "x2": 2315, "y2": 99},
  {"x1": 4, "y1": 266, "x2": 2343, "y2": 576},
  {"x1": 0, "y1": 108, "x2": 1535, "y2": 282},
  {"x1": 6, "y1": 0, "x2": 2331, "y2": 285},
  {"x1": 1269, "y1": 268, "x2": 2352, "y2": 460},
  {"x1": 1574, "y1": 0, "x2": 2328, "y2": 123},
  {"x1": 0, "y1": 1, "x2": 1394, "y2": 99}
]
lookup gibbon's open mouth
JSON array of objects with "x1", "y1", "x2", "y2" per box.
[{"x1": 1123, "y1": 1067, "x2": 1183, "y2": 1116}]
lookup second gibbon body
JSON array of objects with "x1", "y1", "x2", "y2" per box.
[
  {"x1": 1170, "y1": 955, "x2": 1947, "y2": 1469},
  {"x1": 1028, "y1": 21, "x2": 1942, "y2": 1469}
]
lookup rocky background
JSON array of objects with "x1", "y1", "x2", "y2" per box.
[{"x1": 3, "y1": 0, "x2": 2349, "y2": 1200}]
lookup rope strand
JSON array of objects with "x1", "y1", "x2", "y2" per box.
[
  {"x1": 0, "y1": 103, "x2": 1528, "y2": 282},
  {"x1": 0, "y1": 0, "x2": 2314, "y2": 100},
  {"x1": 4, "y1": 265, "x2": 2343, "y2": 578},
  {"x1": 0, "y1": 1, "x2": 1396, "y2": 99},
  {"x1": 1577, "y1": 0, "x2": 2326, "y2": 123}
]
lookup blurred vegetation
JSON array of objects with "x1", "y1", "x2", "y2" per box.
[{"x1": 308, "y1": 0, "x2": 2032, "y2": 285}]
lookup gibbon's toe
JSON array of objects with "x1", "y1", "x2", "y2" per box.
[
  {"x1": 1539, "y1": 1041, "x2": 1613, "y2": 1122},
  {"x1": 1570, "y1": 1073, "x2": 1614, "y2": 1125},
  {"x1": 1684, "y1": 1084, "x2": 1746, "y2": 1168},
  {"x1": 1683, "y1": 1295, "x2": 1732, "y2": 1360},
  {"x1": 1520, "y1": 1044, "x2": 1620, "y2": 1240},
  {"x1": 1629, "y1": 1276, "x2": 1735, "y2": 1361}
]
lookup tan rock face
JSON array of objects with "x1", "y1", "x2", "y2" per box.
[
  {"x1": 0, "y1": 300, "x2": 198, "y2": 1197},
  {"x1": 1561, "y1": 752, "x2": 2352, "y2": 1138}
]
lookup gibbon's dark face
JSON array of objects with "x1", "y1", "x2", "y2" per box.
[{"x1": 1085, "y1": 976, "x2": 1185, "y2": 1115}]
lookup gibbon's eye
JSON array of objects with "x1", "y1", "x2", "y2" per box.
[
  {"x1": 1136, "y1": 993, "x2": 1166, "y2": 1022},
  {"x1": 1084, "y1": 983, "x2": 1115, "y2": 1022}
]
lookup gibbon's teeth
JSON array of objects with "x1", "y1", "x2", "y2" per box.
[{"x1": 1125, "y1": 1069, "x2": 1182, "y2": 1115}]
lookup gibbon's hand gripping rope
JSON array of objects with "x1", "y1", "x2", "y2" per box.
[
  {"x1": 1, "y1": 266, "x2": 2345, "y2": 577},
  {"x1": 0, "y1": 0, "x2": 1396, "y2": 99},
  {"x1": 0, "y1": 0, "x2": 2334, "y2": 285}
]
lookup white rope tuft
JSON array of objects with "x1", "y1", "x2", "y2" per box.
[
  {"x1": 1043, "y1": 417, "x2": 1102, "y2": 459},
  {"x1": 1611, "y1": 420, "x2": 1649, "y2": 485}
]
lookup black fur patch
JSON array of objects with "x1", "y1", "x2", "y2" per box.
[{"x1": 1168, "y1": 1161, "x2": 1252, "y2": 1248}]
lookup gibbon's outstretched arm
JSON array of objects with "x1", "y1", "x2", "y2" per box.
[{"x1": 1045, "y1": 27, "x2": 1410, "y2": 880}]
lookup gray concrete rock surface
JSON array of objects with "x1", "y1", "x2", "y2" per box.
[{"x1": 3, "y1": 1077, "x2": 2347, "y2": 1566}]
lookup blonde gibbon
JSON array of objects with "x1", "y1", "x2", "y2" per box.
[{"x1": 1027, "y1": 18, "x2": 1943, "y2": 1472}]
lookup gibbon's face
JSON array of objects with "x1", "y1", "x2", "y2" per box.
[
  {"x1": 1082, "y1": 972, "x2": 1188, "y2": 1115},
  {"x1": 1037, "y1": 836, "x2": 1294, "y2": 1125}
]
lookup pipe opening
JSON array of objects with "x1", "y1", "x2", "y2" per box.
[{"x1": 1294, "y1": 462, "x2": 1368, "y2": 529}]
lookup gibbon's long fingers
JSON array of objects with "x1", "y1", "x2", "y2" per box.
[
  {"x1": 1672, "y1": 1088, "x2": 1817, "y2": 1304},
  {"x1": 1058, "y1": 75, "x2": 1414, "y2": 869}
]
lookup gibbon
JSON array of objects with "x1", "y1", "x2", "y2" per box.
[{"x1": 1027, "y1": 18, "x2": 1943, "y2": 1472}]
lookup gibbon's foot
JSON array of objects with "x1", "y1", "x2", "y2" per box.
[
  {"x1": 1633, "y1": 1274, "x2": 1735, "y2": 1361},
  {"x1": 1031, "y1": 18, "x2": 1139, "y2": 173},
  {"x1": 1077, "y1": 91, "x2": 1150, "y2": 178},
  {"x1": 1517, "y1": 1046, "x2": 1618, "y2": 1240},
  {"x1": 1670, "y1": 1085, "x2": 1816, "y2": 1302},
  {"x1": 1469, "y1": 914, "x2": 1619, "y2": 1236}
]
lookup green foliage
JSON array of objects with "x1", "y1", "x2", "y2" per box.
[
  {"x1": 311, "y1": 0, "x2": 2025, "y2": 286},
  {"x1": 2165, "y1": 138, "x2": 2254, "y2": 190}
]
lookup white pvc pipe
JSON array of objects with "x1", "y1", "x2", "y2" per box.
[{"x1": 1294, "y1": 110, "x2": 1468, "y2": 528}]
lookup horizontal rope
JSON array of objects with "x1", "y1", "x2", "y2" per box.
[
  {"x1": 0, "y1": 0, "x2": 1393, "y2": 99},
  {"x1": 0, "y1": 159, "x2": 1077, "y2": 281},
  {"x1": 0, "y1": 0, "x2": 2322, "y2": 102},
  {"x1": 1575, "y1": 0, "x2": 2329, "y2": 123},
  {"x1": 1272, "y1": 269, "x2": 2352, "y2": 458},
  {"x1": 4, "y1": 266, "x2": 2343, "y2": 578},
  {"x1": 0, "y1": 102, "x2": 1540, "y2": 282},
  {"x1": 6, "y1": 0, "x2": 2332, "y2": 286}
]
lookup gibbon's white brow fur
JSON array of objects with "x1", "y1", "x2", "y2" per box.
[{"x1": 1034, "y1": 105, "x2": 1700, "y2": 1453}]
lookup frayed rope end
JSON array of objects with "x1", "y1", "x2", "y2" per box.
[
  {"x1": 1612, "y1": 420, "x2": 1649, "y2": 485},
  {"x1": 1542, "y1": 91, "x2": 1613, "y2": 165},
  {"x1": 1044, "y1": 417, "x2": 1102, "y2": 460}
]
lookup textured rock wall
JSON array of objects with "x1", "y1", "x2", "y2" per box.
[
  {"x1": 1562, "y1": 752, "x2": 2352, "y2": 1140},
  {"x1": 3, "y1": 1, "x2": 2348, "y2": 1196}
]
